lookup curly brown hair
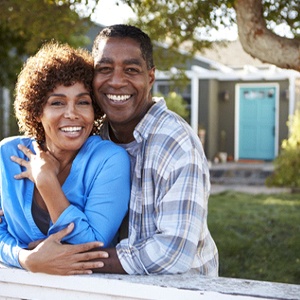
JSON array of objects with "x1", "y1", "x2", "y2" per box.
[{"x1": 14, "y1": 41, "x2": 103, "y2": 144}]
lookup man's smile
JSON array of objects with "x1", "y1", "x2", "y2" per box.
[{"x1": 106, "y1": 94, "x2": 131, "y2": 103}]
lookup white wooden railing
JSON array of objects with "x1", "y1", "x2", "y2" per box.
[{"x1": 0, "y1": 264, "x2": 299, "y2": 300}]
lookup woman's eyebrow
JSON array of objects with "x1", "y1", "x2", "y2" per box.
[{"x1": 47, "y1": 93, "x2": 66, "y2": 98}]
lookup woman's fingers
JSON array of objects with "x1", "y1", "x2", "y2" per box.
[{"x1": 17, "y1": 144, "x2": 33, "y2": 158}]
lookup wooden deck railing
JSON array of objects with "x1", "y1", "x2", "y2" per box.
[{"x1": 0, "y1": 264, "x2": 299, "y2": 300}]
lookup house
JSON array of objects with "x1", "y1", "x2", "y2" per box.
[{"x1": 154, "y1": 40, "x2": 300, "y2": 162}]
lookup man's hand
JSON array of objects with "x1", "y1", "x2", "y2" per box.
[{"x1": 19, "y1": 223, "x2": 109, "y2": 275}]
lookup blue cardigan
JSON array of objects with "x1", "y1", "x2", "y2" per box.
[{"x1": 0, "y1": 135, "x2": 130, "y2": 268}]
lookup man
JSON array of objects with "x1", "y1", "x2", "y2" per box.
[{"x1": 1, "y1": 24, "x2": 218, "y2": 276}]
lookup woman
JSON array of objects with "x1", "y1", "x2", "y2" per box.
[{"x1": 0, "y1": 42, "x2": 130, "y2": 270}]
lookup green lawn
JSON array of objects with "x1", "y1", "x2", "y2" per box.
[{"x1": 208, "y1": 191, "x2": 300, "y2": 284}]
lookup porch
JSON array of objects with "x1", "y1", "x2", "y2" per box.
[{"x1": 209, "y1": 160, "x2": 291, "y2": 194}]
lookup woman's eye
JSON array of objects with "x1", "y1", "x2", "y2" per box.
[
  {"x1": 78, "y1": 100, "x2": 91, "y2": 105},
  {"x1": 50, "y1": 100, "x2": 63, "y2": 106}
]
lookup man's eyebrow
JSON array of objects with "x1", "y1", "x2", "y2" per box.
[
  {"x1": 95, "y1": 57, "x2": 143, "y2": 66},
  {"x1": 124, "y1": 58, "x2": 142, "y2": 66},
  {"x1": 96, "y1": 57, "x2": 113, "y2": 64}
]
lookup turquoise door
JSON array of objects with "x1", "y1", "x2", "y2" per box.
[{"x1": 239, "y1": 86, "x2": 276, "y2": 160}]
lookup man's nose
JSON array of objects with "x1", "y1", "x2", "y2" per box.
[{"x1": 108, "y1": 69, "x2": 128, "y2": 88}]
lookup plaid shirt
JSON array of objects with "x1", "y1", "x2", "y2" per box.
[{"x1": 102, "y1": 98, "x2": 218, "y2": 275}]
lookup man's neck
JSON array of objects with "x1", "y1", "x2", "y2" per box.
[{"x1": 108, "y1": 124, "x2": 135, "y2": 144}]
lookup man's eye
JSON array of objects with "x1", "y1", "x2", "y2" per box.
[
  {"x1": 127, "y1": 68, "x2": 140, "y2": 74},
  {"x1": 95, "y1": 66, "x2": 111, "y2": 73}
]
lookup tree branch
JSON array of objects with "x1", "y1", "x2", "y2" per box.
[{"x1": 234, "y1": 0, "x2": 300, "y2": 71}]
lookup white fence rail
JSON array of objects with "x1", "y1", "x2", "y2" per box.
[{"x1": 0, "y1": 264, "x2": 299, "y2": 300}]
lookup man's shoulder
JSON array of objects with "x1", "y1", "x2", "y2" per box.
[
  {"x1": 148, "y1": 110, "x2": 196, "y2": 141},
  {"x1": 142, "y1": 98, "x2": 192, "y2": 135}
]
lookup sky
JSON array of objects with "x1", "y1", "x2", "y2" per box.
[
  {"x1": 90, "y1": 0, "x2": 239, "y2": 41},
  {"x1": 91, "y1": 0, "x2": 135, "y2": 26}
]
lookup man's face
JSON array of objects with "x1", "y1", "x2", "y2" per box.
[{"x1": 93, "y1": 37, "x2": 155, "y2": 130}]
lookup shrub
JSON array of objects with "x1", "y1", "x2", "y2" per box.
[
  {"x1": 154, "y1": 92, "x2": 189, "y2": 120},
  {"x1": 266, "y1": 108, "x2": 300, "y2": 187}
]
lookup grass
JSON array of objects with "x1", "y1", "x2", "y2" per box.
[{"x1": 207, "y1": 191, "x2": 300, "y2": 285}]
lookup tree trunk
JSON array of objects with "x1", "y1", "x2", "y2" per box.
[{"x1": 234, "y1": 0, "x2": 300, "y2": 71}]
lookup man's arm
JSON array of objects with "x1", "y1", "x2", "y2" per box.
[{"x1": 91, "y1": 248, "x2": 126, "y2": 274}]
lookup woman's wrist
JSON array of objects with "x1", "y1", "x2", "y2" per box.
[{"x1": 18, "y1": 248, "x2": 31, "y2": 271}]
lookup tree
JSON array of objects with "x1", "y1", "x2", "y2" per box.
[
  {"x1": 121, "y1": 0, "x2": 300, "y2": 71},
  {"x1": 235, "y1": 0, "x2": 300, "y2": 71},
  {"x1": 0, "y1": 0, "x2": 99, "y2": 87}
]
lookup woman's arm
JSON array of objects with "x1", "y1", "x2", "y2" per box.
[
  {"x1": 50, "y1": 146, "x2": 131, "y2": 246},
  {"x1": 11, "y1": 141, "x2": 131, "y2": 247},
  {"x1": 0, "y1": 210, "x2": 25, "y2": 268},
  {"x1": 11, "y1": 143, "x2": 70, "y2": 223}
]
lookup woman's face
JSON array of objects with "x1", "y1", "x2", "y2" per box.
[{"x1": 39, "y1": 82, "x2": 94, "y2": 156}]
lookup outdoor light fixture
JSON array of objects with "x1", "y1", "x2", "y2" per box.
[{"x1": 220, "y1": 90, "x2": 230, "y2": 102}]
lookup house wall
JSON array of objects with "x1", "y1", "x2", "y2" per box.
[
  {"x1": 215, "y1": 79, "x2": 290, "y2": 160},
  {"x1": 198, "y1": 80, "x2": 209, "y2": 153},
  {"x1": 198, "y1": 79, "x2": 218, "y2": 161},
  {"x1": 277, "y1": 80, "x2": 290, "y2": 148},
  {"x1": 217, "y1": 82, "x2": 236, "y2": 160},
  {"x1": 205, "y1": 80, "x2": 220, "y2": 161},
  {"x1": 153, "y1": 76, "x2": 290, "y2": 162}
]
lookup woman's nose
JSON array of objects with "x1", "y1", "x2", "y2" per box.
[{"x1": 64, "y1": 104, "x2": 79, "y2": 119}]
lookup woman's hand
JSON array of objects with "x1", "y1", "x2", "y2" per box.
[
  {"x1": 19, "y1": 223, "x2": 108, "y2": 275},
  {"x1": 10, "y1": 142, "x2": 60, "y2": 185},
  {"x1": 0, "y1": 209, "x2": 3, "y2": 224},
  {"x1": 10, "y1": 142, "x2": 69, "y2": 223}
]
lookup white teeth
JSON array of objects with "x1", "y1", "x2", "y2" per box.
[
  {"x1": 61, "y1": 127, "x2": 82, "y2": 132},
  {"x1": 107, "y1": 94, "x2": 131, "y2": 101}
]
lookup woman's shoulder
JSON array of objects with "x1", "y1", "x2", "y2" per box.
[
  {"x1": 83, "y1": 135, "x2": 129, "y2": 157},
  {"x1": 0, "y1": 136, "x2": 32, "y2": 149}
]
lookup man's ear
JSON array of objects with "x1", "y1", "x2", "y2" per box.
[{"x1": 148, "y1": 67, "x2": 156, "y2": 87}]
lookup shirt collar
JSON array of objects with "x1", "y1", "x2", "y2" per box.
[{"x1": 134, "y1": 97, "x2": 166, "y2": 142}]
